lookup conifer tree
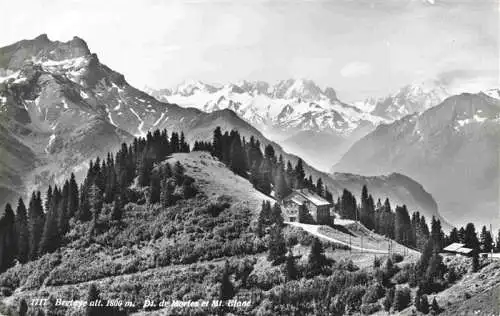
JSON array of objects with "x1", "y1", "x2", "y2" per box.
[
  {"x1": 395, "y1": 205, "x2": 412, "y2": 246},
  {"x1": 464, "y1": 223, "x2": 480, "y2": 251},
  {"x1": 137, "y1": 149, "x2": 153, "y2": 187},
  {"x1": 458, "y1": 227, "x2": 466, "y2": 243},
  {"x1": 179, "y1": 132, "x2": 190, "y2": 153},
  {"x1": 170, "y1": 132, "x2": 180, "y2": 153},
  {"x1": 149, "y1": 170, "x2": 161, "y2": 204},
  {"x1": 425, "y1": 252, "x2": 445, "y2": 281},
  {"x1": 44, "y1": 185, "x2": 53, "y2": 214},
  {"x1": 15, "y1": 198, "x2": 29, "y2": 263},
  {"x1": 88, "y1": 183, "x2": 103, "y2": 219},
  {"x1": 86, "y1": 284, "x2": 101, "y2": 316},
  {"x1": 219, "y1": 261, "x2": 235, "y2": 302},
  {"x1": 284, "y1": 248, "x2": 298, "y2": 281},
  {"x1": 307, "y1": 238, "x2": 327, "y2": 276},
  {"x1": 472, "y1": 251, "x2": 480, "y2": 272},
  {"x1": 316, "y1": 178, "x2": 324, "y2": 196},
  {"x1": 212, "y1": 127, "x2": 223, "y2": 160},
  {"x1": 229, "y1": 134, "x2": 247, "y2": 177},
  {"x1": 430, "y1": 217, "x2": 444, "y2": 251},
  {"x1": 479, "y1": 225, "x2": 493, "y2": 253},
  {"x1": 256, "y1": 159, "x2": 272, "y2": 195},
  {"x1": 57, "y1": 195, "x2": 70, "y2": 239},
  {"x1": 28, "y1": 192, "x2": 45, "y2": 260},
  {"x1": 420, "y1": 295, "x2": 430, "y2": 314},
  {"x1": 495, "y1": 230, "x2": 500, "y2": 252},
  {"x1": 270, "y1": 203, "x2": 284, "y2": 227},
  {"x1": 77, "y1": 184, "x2": 92, "y2": 222},
  {"x1": 273, "y1": 167, "x2": 290, "y2": 200},
  {"x1": 298, "y1": 203, "x2": 313, "y2": 224},
  {"x1": 256, "y1": 201, "x2": 271, "y2": 237},
  {"x1": 294, "y1": 159, "x2": 305, "y2": 188},
  {"x1": 0, "y1": 203, "x2": 16, "y2": 272},
  {"x1": 173, "y1": 161, "x2": 185, "y2": 185},
  {"x1": 182, "y1": 176, "x2": 197, "y2": 199},
  {"x1": 264, "y1": 144, "x2": 276, "y2": 163},
  {"x1": 268, "y1": 225, "x2": 286, "y2": 264},
  {"x1": 448, "y1": 227, "x2": 459, "y2": 244},
  {"x1": 340, "y1": 189, "x2": 357, "y2": 220},
  {"x1": 39, "y1": 199, "x2": 60, "y2": 255},
  {"x1": 111, "y1": 195, "x2": 124, "y2": 222},
  {"x1": 393, "y1": 287, "x2": 411, "y2": 312},
  {"x1": 414, "y1": 289, "x2": 422, "y2": 312},
  {"x1": 360, "y1": 185, "x2": 375, "y2": 229},
  {"x1": 430, "y1": 298, "x2": 440, "y2": 315},
  {"x1": 383, "y1": 287, "x2": 395, "y2": 312},
  {"x1": 160, "y1": 178, "x2": 176, "y2": 207},
  {"x1": 18, "y1": 298, "x2": 28, "y2": 316}
]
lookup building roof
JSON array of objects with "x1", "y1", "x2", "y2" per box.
[
  {"x1": 455, "y1": 247, "x2": 473, "y2": 254},
  {"x1": 291, "y1": 195, "x2": 307, "y2": 205},
  {"x1": 443, "y1": 243, "x2": 473, "y2": 254},
  {"x1": 283, "y1": 189, "x2": 331, "y2": 207},
  {"x1": 443, "y1": 243, "x2": 465, "y2": 252}
]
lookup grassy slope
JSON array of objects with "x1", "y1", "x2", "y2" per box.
[
  {"x1": 0, "y1": 152, "x2": 275, "y2": 315},
  {"x1": 436, "y1": 258, "x2": 500, "y2": 316}
]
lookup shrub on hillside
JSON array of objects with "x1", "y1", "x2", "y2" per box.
[
  {"x1": 393, "y1": 264, "x2": 413, "y2": 284},
  {"x1": 340, "y1": 285, "x2": 366, "y2": 314},
  {"x1": 283, "y1": 228, "x2": 299, "y2": 247},
  {"x1": 206, "y1": 201, "x2": 230, "y2": 217},
  {"x1": 391, "y1": 253, "x2": 404, "y2": 263},
  {"x1": 360, "y1": 303, "x2": 381, "y2": 315},
  {"x1": 393, "y1": 287, "x2": 411, "y2": 311},
  {"x1": 296, "y1": 229, "x2": 315, "y2": 246},
  {"x1": 362, "y1": 283, "x2": 385, "y2": 304},
  {"x1": 336, "y1": 259, "x2": 359, "y2": 272},
  {"x1": 383, "y1": 287, "x2": 395, "y2": 312},
  {"x1": 247, "y1": 269, "x2": 284, "y2": 291}
]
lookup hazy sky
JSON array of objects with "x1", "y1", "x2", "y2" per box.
[{"x1": 1, "y1": 0, "x2": 498, "y2": 101}]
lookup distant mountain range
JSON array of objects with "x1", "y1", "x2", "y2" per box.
[
  {"x1": 145, "y1": 78, "x2": 386, "y2": 137},
  {"x1": 357, "y1": 81, "x2": 450, "y2": 121},
  {"x1": 146, "y1": 79, "x2": 452, "y2": 170},
  {"x1": 334, "y1": 92, "x2": 500, "y2": 229},
  {"x1": 0, "y1": 34, "x2": 443, "y2": 226},
  {"x1": 145, "y1": 79, "x2": 388, "y2": 170}
]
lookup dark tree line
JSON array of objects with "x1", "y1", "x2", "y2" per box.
[
  {"x1": 194, "y1": 127, "x2": 334, "y2": 203},
  {"x1": 0, "y1": 129, "x2": 193, "y2": 273},
  {"x1": 334, "y1": 185, "x2": 435, "y2": 251},
  {"x1": 446, "y1": 222, "x2": 498, "y2": 254}
]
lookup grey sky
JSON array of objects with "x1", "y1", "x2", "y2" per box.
[{"x1": 1, "y1": 0, "x2": 498, "y2": 101}]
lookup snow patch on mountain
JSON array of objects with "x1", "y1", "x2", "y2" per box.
[
  {"x1": 45, "y1": 134, "x2": 56, "y2": 154},
  {"x1": 483, "y1": 89, "x2": 500, "y2": 100},
  {"x1": 0, "y1": 70, "x2": 22, "y2": 83},
  {"x1": 153, "y1": 112, "x2": 166, "y2": 126},
  {"x1": 365, "y1": 81, "x2": 450, "y2": 120},
  {"x1": 129, "y1": 108, "x2": 146, "y2": 137}
]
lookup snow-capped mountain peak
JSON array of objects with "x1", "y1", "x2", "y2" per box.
[
  {"x1": 148, "y1": 78, "x2": 387, "y2": 139},
  {"x1": 272, "y1": 78, "x2": 324, "y2": 100},
  {"x1": 483, "y1": 88, "x2": 500, "y2": 100},
  {"x1": 172, "y1": 80, "x2": 219, "y2": 96},
  {"x1": 366, "y1": 80, "x2": 450, "y2": 120}
]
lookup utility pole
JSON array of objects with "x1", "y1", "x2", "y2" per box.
[
  {"x1": 355, "y1": 205, "x2": 359, "y2": 229},
  {"x1": 349, "y1": 234, "x2": 352, "y2": 253},
  {"x1": 361, "y1": 236, "x2": 363, "y2": 254},
  {"x1": 491, "y1": 224, "x2": 494, "y2": 262}
]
